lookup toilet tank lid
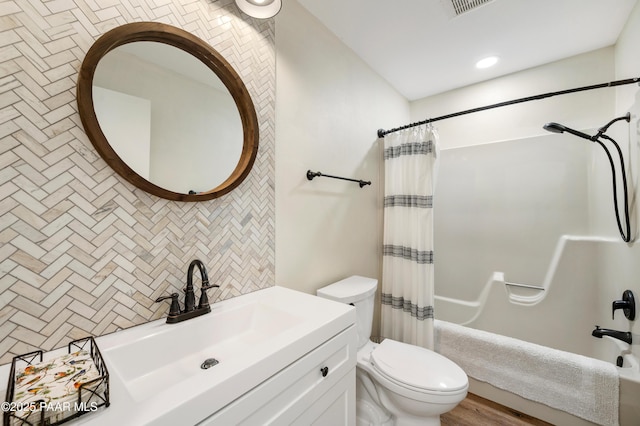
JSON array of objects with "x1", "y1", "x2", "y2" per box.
[{"x1": 316, "y1": 275, "x2": 377, "y2": 304}]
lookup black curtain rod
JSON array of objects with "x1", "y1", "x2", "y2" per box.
[{"x1": 377, "y1": 77, "x2": 640, "y2": 138}]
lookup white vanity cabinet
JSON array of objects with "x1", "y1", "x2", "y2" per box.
[
  {"x1": 199, "y1": 325, "x2": 357, "y2": 425},
  {"x1": 32, "y1": 287, "x2": 358, "y2": 425}
]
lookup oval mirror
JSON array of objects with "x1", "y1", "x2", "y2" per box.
[{"x1": 77, "y1": 22, "x2": 259, "y2": 201}]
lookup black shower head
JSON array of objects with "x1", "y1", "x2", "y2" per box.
[
  {"x1": 544, "y1": 113, "x2": 632, "y2": 242},
  {"x1": 543, "y1": 122, "x2": 593, "y2": 141},
  {"x1": 543, "y1": 122, "x2": 566, "y2": 134}
]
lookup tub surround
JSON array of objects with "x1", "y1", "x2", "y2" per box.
[
  {"x1": 434, "y1": 236, "x2": 639, "y2": 362},
  {"x1": 0, "y1": 287, "x2": 357, "y2": 425},
  {"x1": 432, "y1": 126, "x2": 640, "y2": 422},
  {"x1": 434, "y1": 235, "x2": 640, "y2": 424}
]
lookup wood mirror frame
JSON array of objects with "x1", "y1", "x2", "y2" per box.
[{"x1": 77, "y1": 22, "x2": 259, "y2": 201}]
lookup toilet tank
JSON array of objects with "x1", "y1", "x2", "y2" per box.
[{"x1": 317, "y1": 276, "x2": 377, "y2": 349}]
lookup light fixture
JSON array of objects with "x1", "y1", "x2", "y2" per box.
[
  {"x1": 235, "y1": 0, "x2": 282, "y2": 19},
  {"x1": 475, "y1": 56, "x2": 499, "y2": 69}
]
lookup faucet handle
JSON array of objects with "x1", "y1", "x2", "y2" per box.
[
  {"x1": 200, "y1": 282, "x2": 220, "y2": 291},
  {"x1": 155, "y1": 293, "x2": 181, "y2": 316},
  {"x1": 612, "y1": 290, "x2": 635, "y2": 320},
  {"x1": 198, "y1": 282, "x2": 220, "y2": 310}
]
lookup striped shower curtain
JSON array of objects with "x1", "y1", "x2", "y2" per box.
[{"x1": 381, "y1": 124, "x2": 438, "y2": 350}]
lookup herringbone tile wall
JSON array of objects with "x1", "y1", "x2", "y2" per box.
[{"x1": 0, "y1": 0, "x2": 275, "y2": 363}]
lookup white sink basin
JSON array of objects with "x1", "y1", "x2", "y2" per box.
[
  {"x1": 73, "y1": 286, "x2": 355, "y2": 425},
  {"x1": 106, "y1": 300, "x2": 301, "y2": 401}
]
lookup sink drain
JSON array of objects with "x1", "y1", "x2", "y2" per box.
[{"x1": 201, "y1": 358, "x2": 219, "y2": 369}]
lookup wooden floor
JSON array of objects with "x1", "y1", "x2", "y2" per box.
[{"x1": 441, "y1": 393, "x2": 553, "y2": 426}]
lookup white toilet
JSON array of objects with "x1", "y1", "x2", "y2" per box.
[{"x1": 317, "y1": 276, "x2": 468, "y2": 426}]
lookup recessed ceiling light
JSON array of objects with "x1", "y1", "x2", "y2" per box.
[{"x1": 475, "y1": 56, "x2": 499, "y2": 69}]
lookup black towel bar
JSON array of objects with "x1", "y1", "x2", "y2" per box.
[{"x1": 306, "y1": 170, "x2": 371, "y2": 188}]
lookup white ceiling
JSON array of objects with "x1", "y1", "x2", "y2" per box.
[{"x1": 296, "y1": 0, "x2": 637, "y2": 101}]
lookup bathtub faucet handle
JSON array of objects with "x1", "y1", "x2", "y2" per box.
[{"x1": 612, "y1": 290, "x2": 635, "y2": 321}]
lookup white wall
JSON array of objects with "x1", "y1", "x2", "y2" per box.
[
  {"x1": 93, "y1": 87, "x2": 151, "y2": 179},
  {"x1": 615, "y1": 0, "x2": 640, "y2": 239},
  {"x1": 603, "y1": 0, "x2": 640, "y2": 343},
  {"x1": 410, "y1": 47, "x2": 615, "y2": 149},
  {"x1": 615, "y1": 2, "x2": 640, "y2": 114},
  {"x1": 275, "y1": 0, "x2": 409, "y2": 303}
]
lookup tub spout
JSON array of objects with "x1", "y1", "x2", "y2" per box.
[{"x1": 592, "y1": 325, "x2": 632, "y2": 344}]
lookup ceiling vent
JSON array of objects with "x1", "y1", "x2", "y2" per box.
[{"x1": 441, "y1": 0, "x2": 495, "y2": 18}]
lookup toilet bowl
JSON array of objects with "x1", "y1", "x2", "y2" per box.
[{"x1": 317, "y1": 276, "x2": 468, "y2": 426}]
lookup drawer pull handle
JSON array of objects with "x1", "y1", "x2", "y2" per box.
[{"x1": 320, "y1": 366, "x2": 329, "y2": 377}]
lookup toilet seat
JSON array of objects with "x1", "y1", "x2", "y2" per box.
[{"x1": 369, "y1": 339, "x2": 468, "y2": 398}]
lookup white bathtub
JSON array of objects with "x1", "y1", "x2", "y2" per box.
[{"x1": 435, "y1": 236, "x2": 640, "y2": 425}]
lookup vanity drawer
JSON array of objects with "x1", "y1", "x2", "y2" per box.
[{"x1": 199, "y1": 324, "x2": 356, "y2": 425}]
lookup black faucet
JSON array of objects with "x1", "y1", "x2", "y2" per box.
[
  {"x1": 187, "y1": 259, "x2": 218, "y2": 311},
  {"x1": 592, "y1": 325, "x2": 632, "y2": 345},
  {"x1": 155, "y1": 259, "x2": 219, "y2": 324}
]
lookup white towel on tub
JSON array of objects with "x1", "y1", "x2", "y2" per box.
[{"x1": 434, "y1": 319, "x2": 619, "y2": 426}]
